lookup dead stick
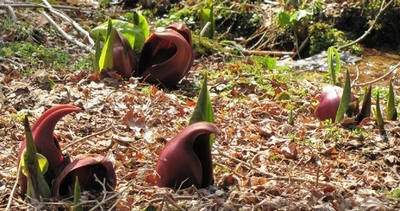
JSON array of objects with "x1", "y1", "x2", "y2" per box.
[
  {"x1": 338, "y1": 0, "x2": 394, "y2": 50},
  {"x1": 164, "y1": 195, "x2": 186, "y2": 211},
  {"x1": 0, "y1": 3, "x2": 79, "y2": 10},
  {"x1": 63, "y1": 126, "x2": 113, "y2": 150},
  {"x1": 240, "y1": 49, "x2": 295, "y2": 57},
  {"x1": 5, "y1": 5, "x2": 17, "y2": 21},
  {"x1": 293, "y1": 34, "x2": 310, "y2": 59},
  {"x1": 39, "y1": 10, "x2": 92, "y2": 51},
  {"x1": 45, "y1": 7, "x2": 94, "y2": 46},
  {"x1": 5, "y1": 163, "x2": 21, "y2": 211},
  {"x1": 352, "y1": 62, "x2": 399, "y2": 87}
]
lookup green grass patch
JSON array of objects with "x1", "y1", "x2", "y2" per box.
[{"x1": 0, "y1": 42, "x2": 70, "y2": 73}]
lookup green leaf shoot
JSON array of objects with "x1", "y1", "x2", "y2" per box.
[
  {"x1": 99, "y1": 25, "x2": 115, "y2": 71},
  {"x1": 72, "y1": 176, "x2": 83, "y2": 211},
  {"x1": 386, "y1": 78, "x2": 397, "y2": 120},
  {"x1": 261, "y1": 56, "x2": 277, "y2": 70},
  {"x1": 356, "y1": 85, "x2": 372, "y2": 123},
  {"x1": 334, "y1": 69, "x2": 351, "y2": 122},
  {"x1": 200, "y1": 4, "x2": 215, "y2": 39},
  {"x1": 22, "y1": 115, "x2": 51, "y2": 199},
  {"x1": 93, "y1": 32, "x2": 101, "y2": 73},
  {"x1": 21, "y1": 152, "x2": 48, "y2": 177},
  {"x1": 288, "y1": 107, "x2": 294, "y2": 126},
  {"x1": 189, "y1": 74, "x2": 215, "y2": 146},
  {"x1": 374, "y1": 91, "x2": 384, "y2": 130}
]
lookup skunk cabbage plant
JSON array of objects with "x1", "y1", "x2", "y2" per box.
[
  {"x1": 17, "y1": 105, "x2": 117, "y2": 199},
  {"x1": 52, "y1": 155, "x2": 117, "y2": 197},
  {"x1": 137, "y1": 23, "x2": 194, "y2": 87},
  {"x1": 156, "y1": 122, "x2": 218, "y2": 189},
  {"x1": 18, "y1": 105, "x2": 80, "y2": 194},
  {"x1": 314, "y1": 85, "x2": 357, "y2": 122},
  {"x1": 94, "y1": 19, "x2": 194, "y2": 87},
  {"x1": 113, "y1": 29, "x2": 138, "y2": 78}
]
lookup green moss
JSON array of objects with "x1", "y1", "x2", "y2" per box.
[
  {"x1": 309, "y1": 23, "x2": 346, "y2": 55},
  {"x1": 192, "y1": 34, "x2": 225, "y2": 56},
  {"x1": 154, "y1": 7, "x2": 196, "y2": 28}
]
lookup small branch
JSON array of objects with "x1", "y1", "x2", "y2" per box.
[
  {"x1": 249, "y1": 29, "x2": 268, "y2": 50},
  {"x1": 294, "y1": 34, "x2": 310, "y2": 59},
  {"x1": 39, "y1": 10, "x2": 92, "y2": 51},
  {"x1": 5, "y1": 163, "x2": 21, "y2": 211},
  {"x1": 351, "y1": 66, "x2": 361, "y2": 86},
  {"x1": 200, "y1": 22, "x2": 211, "y2": 37},
  {"x1": 5, "y1": 5, "x2": 17, "y2": 21},
  {"x1": 41, "y1": 0, "x2": 52, "y2": 8},
  {"x1": 352, "y1": 62, "x2": 399, "y2": 87},
  {"x1": 49, "y1": 9, "x2": 95, "y2": 46},
  {"x1": 0, "y1": 3, "x2": 80, "y2": 10},
  {"x1": 240, "y1": 49, "x2": 295, "y2": 57},
  {"x1": 88, "y1": 175, "x2": 120, "y2": 211},
  {"x1": 164, "y1": 195, "x2": 186, "y2": 211},
  {"x1": 41, "y1": 0, "x2": 94, "y2": 47},
  {"x1": 338, "y1": 0, "x2": 394, "y2": 50},
  {"x1": 147, "y1": 195, "x2": 200, "y2": 205},
  {"x1": 63, "y1": 126, "x2": 113, "y2": 151}
]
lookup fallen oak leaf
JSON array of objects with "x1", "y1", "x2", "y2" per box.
[{"x1": 280, "y1": 143, "x2": 298, "y2": 159}]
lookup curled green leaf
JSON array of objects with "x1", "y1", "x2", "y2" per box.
[
  {"x1": 91, "y1": 18, "x2": 147, "y2": 53},
  {"x1": 327, "y1": 46, "x2": 341, "y2": 86}
]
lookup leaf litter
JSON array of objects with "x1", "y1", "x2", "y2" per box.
[{"x1": 1, "y1": 1, "x2": 400, "y2": 211}]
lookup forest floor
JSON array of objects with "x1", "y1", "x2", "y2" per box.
[{"x1": 1, "y1": 0, "x2": 400, "y2": 210}]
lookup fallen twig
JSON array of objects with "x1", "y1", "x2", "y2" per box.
[
  {"x1": 0, "y1": 3, "x2": 79, "y2": 10},
  {"x1": 164, "y1": 195, "x2": 186, "y2": 211},
  {"x1": 49, "y1": 8, "x2": 95, "y2": 46},
  {"x1": 87, "y1": 175, "x2": 120, "y2": 211},
  {"x1": 39, "y1": 10, "x2": 92, "y2": 51},
  {"x1": 338, "y1": 0, "x2": 394, "y2": 50},
  {"x1": 200, "y1": 22, "x2": 212, "y2": 37},
  {"x1": 5, "y1": 5, "x2": 17, "y2": 21},
  {"x1": 41, "y1": 0, "x2": 94, "y2": 49},
  {"x1": 293, "y1": 34, "x2": 310, "y2": 59},
  {"x1": 147, "y1": 195, "x2": 200, "y2": 206},
  {"x1": 240, "y1": 49, "x2": 295, "y2": 57},
  {"x1": 5, "y1": 163, "x2": 21, "y2": 211},
  {"x1": 352, "y1": 62, "x2": 399, "y2": 87},
  {"x1": 63, "y1": 126, "x2": 113, "y2": 151}
]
